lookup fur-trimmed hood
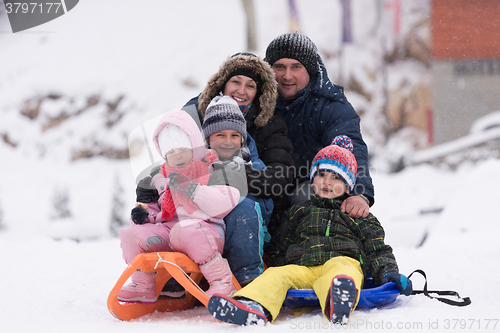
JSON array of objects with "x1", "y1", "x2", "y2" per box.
[{"x1": 198, "y1": 54, "x2": 278, "y2": 128}]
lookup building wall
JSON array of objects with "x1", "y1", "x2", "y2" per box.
[
  {"x1": 431, "y1": 0, "x2": 500, "y2": 144},
  {"x1": 432, "y1": 0, "x2": 500, "y2": 60},
  {"x1": 432, "y1": 60, "x2": 500, "y2": 144}
]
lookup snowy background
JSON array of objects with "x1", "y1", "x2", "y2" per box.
[{"x1": 1, "y1": 1, "x2": 499, "y2": 332}]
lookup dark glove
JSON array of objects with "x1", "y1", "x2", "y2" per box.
[
  {"x1": 207, "y1": 164, "x2": 227, "y2": 185},
  {"x1": 245, "y1": 164, "x2": 259, "y2": 179},
  {"x1": 131, "y1": 204, "x2": 149, "y2": 225},
  {"x1": 150, "y1": 165, "x2": 161, "y2": 177},
  {"x1": 136, "y1": 176, "x2": 160, "y2": 203},
  {"x1": 208, "y1": 164, "x2": 247, "y2": 195},
  {"x1": 382, "y1": 273, "x2": 413, "y2": 296},
  {"x1": 168, "y1": 172, "x2": 199, "y2": 198}
]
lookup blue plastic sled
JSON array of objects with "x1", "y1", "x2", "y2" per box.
[{"x1": 284, "y1": 277, "x2": 399, "y2": 309}]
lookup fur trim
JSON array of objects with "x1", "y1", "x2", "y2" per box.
[{"x1": 198, "y1": 54, "x2": 277, "y2": 128}]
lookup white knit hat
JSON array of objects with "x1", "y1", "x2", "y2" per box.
[{"x1": 157, "y1": 124, "x2": 192, "y2": 158}]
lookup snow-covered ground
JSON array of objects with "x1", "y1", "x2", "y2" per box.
[
  {"x1": 2, "y1": 155, "x2": 499, "y2": 333},
  {"x1": 1, "y1": 1, "x2": 499, "y2": 332}
]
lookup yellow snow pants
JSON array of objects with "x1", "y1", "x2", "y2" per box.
[{"x1": 233, "y1": 256, "x2": 363, "y2": 322}]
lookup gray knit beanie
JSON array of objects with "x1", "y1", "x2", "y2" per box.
[
  {"x1": 202, "y1": 95, "x2": 247, "y2": 142},
  {"x1": 265, "y1": 32, "x2": 318, "y2": 78}
]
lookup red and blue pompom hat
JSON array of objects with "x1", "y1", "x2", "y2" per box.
[{"x1": 309, "y1": 135, "x2": 357, "y2": 192}]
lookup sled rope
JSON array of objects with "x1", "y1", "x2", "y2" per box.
[
  {"x1": 154, "y1": 253, "x2": 207, "y2": 295},
  {"x1": 408, "y1": 269, "x2": 471, "y2": 307}
]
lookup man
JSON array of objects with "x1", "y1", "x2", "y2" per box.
[{"x1": 264, "y1": 32, "x2": 374, "y2": 218}]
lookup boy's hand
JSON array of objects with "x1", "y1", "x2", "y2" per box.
[
  {"x1": 131, "y1": 203, "x2": 149, "y2": 225},
  {"x1": 168, "y1": 172, "x2": 199, "y2": 198},
  {"x1": 341, "y1": 195, "x2": 369, "y2": 218},
  {"x1": 382, "y1": 273, "x2": 413, "y2": 296}
]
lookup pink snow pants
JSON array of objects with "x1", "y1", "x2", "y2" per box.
[{"x1": 119, "y1": 220, "x2": 224, "y2": 265}]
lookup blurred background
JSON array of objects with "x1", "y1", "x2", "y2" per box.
[{"x1": 1, "y1": 0, "x2": 499, "y2": 240}]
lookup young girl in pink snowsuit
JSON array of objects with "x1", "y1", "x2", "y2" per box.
[{"x1": 118, "y1": 110, "x2": 240, "y2": 304}]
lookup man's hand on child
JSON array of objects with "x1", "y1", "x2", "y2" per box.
[
  {"x1": 382, "y1": 273, "x2": 413, "y2": 296},
  {"x1": 168, "y1": 172, "x2": 199, "y2": 198},
  {"x1": 341, "y1": 195, "x2": 369, "y2": 218},
  {"x1": 131, "y1": 203, "x2": 149, "y2": 225}
]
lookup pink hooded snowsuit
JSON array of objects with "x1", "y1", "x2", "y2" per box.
[{"x1": 119, "y1": 110, "x2": 240, "y2": 270}]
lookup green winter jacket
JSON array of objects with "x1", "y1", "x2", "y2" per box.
[{"x1": 269, "y1": 194, "x2": 398, "y2": 284}]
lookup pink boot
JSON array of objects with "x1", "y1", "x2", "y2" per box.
[
  {"x1": 199, "y1": 254, "x2": 236, "y2": 297},
  {"x1": 117, "y1": 271, "x2": 157, "y2": 304}
]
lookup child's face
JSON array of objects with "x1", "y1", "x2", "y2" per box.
[
  {"x1": 165, "y1": 147, "x2": 193, "y2": 169},
  {"x1": 312, "y1": 171, "x2": 348, "y2": 199},
  {"x1": 208, "y1": 129, "x2": 242, "y2": 159}
]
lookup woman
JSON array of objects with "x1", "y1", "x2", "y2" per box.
[
  {"x1": 184, "y1": 53, "x2": 294, "y2": 228},
  {"x1": 183, "y1": 53, "x2": 294, "y2": 284}
]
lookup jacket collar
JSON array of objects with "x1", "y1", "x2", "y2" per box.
[
  {"x1": 276, "y1": 79, "x2": 312, "y2": 113},
  {"x1": 310, "y1": 193, "x2": 348, "y2": 209},
  {"x1": 244, "y1": 103, "x2": 259, "y2": 130}
]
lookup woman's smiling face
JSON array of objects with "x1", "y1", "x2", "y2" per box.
[{"x1": 223, "y1": 75, "x2": 257, "y2": 106}]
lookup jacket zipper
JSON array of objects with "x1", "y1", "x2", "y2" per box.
[{"x1": 325, "y1": 220, "x2": 331, "y2": 236}]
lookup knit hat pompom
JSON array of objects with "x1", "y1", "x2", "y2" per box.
[
  {"x1": 331, "y1": 135, "x2": 353, "y2": 152},
  {"x1": 265, "y1": 32, "x2": 318, "y2": 78},
  {"x1": 309, "y1": 135, "x2": 357, "y2": 192},
  {"x1": 202, "y1": 95, "x2": 247, "y2": 142}
]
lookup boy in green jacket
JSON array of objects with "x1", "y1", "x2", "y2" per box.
[{"x1": 207, "y1": 135, "x2": 413, "y2": 326}]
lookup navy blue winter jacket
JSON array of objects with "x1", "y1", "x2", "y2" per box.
[{"x1": 275, "y1": 55, "x2": 374, "y2": 205}]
